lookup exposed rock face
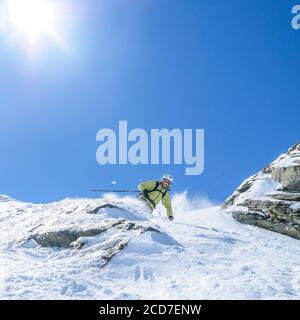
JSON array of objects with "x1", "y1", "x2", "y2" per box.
[
  {"x1": 15, "y1": 200, "x2": 164, "y2": 268},
  {"x1": 26, "y1": 219, "x2": 161, "y2": 267},
  {"x1": 222, "y1": 141, "x2": 300, "y2": 240},
  {"x1": 0, "y1": 195, "x2": 13, "y2": 202},
  {"x1": 31, "y1": 220, "x2": 159, "y2": 249}
]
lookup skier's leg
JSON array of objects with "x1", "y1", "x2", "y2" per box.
[{"x1": 137, "y1": 195, "x2": 153, "y2": 214}]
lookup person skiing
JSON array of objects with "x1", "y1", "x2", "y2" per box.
[{"x1": 138, "y1": 174, "x2": 174, "y2": 221}]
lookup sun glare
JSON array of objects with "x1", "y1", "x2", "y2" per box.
[{"x1": 8, "y1": 0, "x2": 60, "y2": 44}]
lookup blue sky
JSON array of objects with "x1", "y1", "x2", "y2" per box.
[{"x1": 0, "y1": 0, "x2": 299, "y2": 203}]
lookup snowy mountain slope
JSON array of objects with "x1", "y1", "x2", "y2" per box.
[{"x1": 1, "y1": 194, "x2": 300, "y2": 299}]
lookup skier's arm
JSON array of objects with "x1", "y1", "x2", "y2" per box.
[
  {"x1": 162, "y1": 192, "x2": 173, "y2": 217},
  {"x1": 138, "y1": 180, "x2": 157, "y2": 192}
]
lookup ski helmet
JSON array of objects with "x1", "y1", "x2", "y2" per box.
[{"x1": 161, "y1": 174, "x2": 174, "y2": 184}]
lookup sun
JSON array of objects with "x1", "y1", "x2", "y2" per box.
[{"x1": 7, "y1": 0, "x2": 60, "y2": 44}]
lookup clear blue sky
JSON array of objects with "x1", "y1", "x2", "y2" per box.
[{"x1": 0, "y1": 0, "x2": 299, "y2": 203}]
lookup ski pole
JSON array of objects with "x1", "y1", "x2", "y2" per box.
[{"x1": 91, "y1": 189, "x2": 140, "y2": 193}]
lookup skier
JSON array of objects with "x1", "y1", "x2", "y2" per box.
[{"x1": 138, "y1": 174, "x2": 174, "y2": 221}]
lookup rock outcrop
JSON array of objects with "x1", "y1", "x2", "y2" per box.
[
  {"x1": 8, "y1": 199, "x2": 170, "y2": 269},
  {"x1": 222, "y1": 141, "x2": 300, "y2": 240},
  {"x1": 31, "y1": 220, "x2": 159, "y2": 249}
]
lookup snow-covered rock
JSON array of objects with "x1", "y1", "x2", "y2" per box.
[
  {"x1": 0, "y1": 195, "x2": 13, "y2": 202},
  {"x1": 222, "y1": 141, "x2": 300, "y2": 240}
]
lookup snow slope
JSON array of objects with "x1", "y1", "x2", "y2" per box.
[{"x1": 1, "y1": 193, "x2": 300, "y2": 300}]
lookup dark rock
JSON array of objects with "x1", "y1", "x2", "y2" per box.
[
  {"x1": 268, "y1": 193, "x2": 300, "y2": 201},
  {"x1": 31, "y1": 221, "x2": 160, "y2": 249},
  {"x1": 88, "y1": 203, "x2": 123, "y2": 214},
  {"x1": 32, "y1": 229, "x2": 105, "y2": 248},
  {"x1": 269, "y1": 166, "x2": 300, "y2": 192}
]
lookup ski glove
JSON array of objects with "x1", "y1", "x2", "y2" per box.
[
  {"x1": 168, "y1": 215, "x2": 174, "y2": 221},
  {"x1": 142, "y1": 190, "x2": 149, "y2": 198}
]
